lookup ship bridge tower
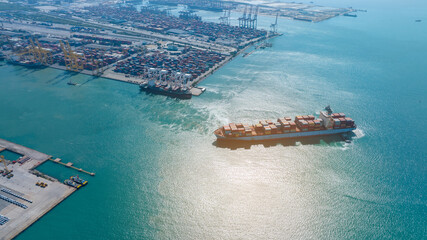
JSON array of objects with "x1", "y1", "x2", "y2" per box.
[{"x1": 325, "y1": 105, "x2": 333, "y2": 115}]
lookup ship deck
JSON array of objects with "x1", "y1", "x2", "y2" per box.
[{"x1": 215, "y1": 125, "x2": 356, "y2": 141}]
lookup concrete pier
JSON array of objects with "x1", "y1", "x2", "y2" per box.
[{"x1": 0, "y1": 139, "x2": 78, "y2": 239}]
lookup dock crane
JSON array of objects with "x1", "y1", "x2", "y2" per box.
[
  {"x1": 247, "y1": 5, "x2": 253, "y2": 28},
  {"x1": 29, "y1": 39, "x2": 43, "y2": 64},
  {"x1": 219, "y1": 9, "x2": 231, "y2": 25},
  {"x1": 251, "y1": 5, "x2": 259, "y2": 29},
  {"x1": 16, "y1": 46, "x2": 36, "y2": 61},
  {"x1": 15, "y1": 39, "x2": 40, "y2": 63},
  {"x1": 68, "y1": 42, "x2": 84, "y2": 72},
  {"x1": 59, "y1": 40, "x2": 72, "y2": 71},
  {"x1": 35, "y1": 39, "x2": 53, "y2": 65},
  {"x1": 15, "y1": 38, "x2": 53, "y2": 66},
  {"x1": 238, "y1": 5, "x2": 259, "y2": 29},
  {"x1": 238, "y1": 5, "x2": 247, "y2": 28},
  {"x1": 59, "y1": 40, "x2": 84, "y2": 72},
  {"x1": 0, "y1": 155, "x2": 10, "y2": 173},
  {"x1": 270, "y1": 10, "x2": 279, "y2": 33},
  {"x1": 227, "y1": 8, "x2": 231, "y2": 25}
]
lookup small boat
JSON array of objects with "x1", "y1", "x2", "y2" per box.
[
  {"x1": 343, "y1": 13, "x2": 357, "y2": 17},
  {"x1": 64, "y1": 179, "x2": 81, "y2": 189},
  {"x1": 67, "y1": 79, "x2": 77, "y2": 86},
  {"x1": 71, "y1": 175, "x2": 88, "y2": 186}
]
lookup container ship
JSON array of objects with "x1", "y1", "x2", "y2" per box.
[
  {"x1": 214, "y1": 106, "x2": 356, "y2": 141},
  {"x1": 140, "y1": 81, "x2": 192, "y2": 99},
  {"x1": 6, "y1": 57, "x2": 45, "y2": 68}
]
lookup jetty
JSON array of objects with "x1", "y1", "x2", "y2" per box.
[{"x1": 49, "y1": 158, "x2": 95, "y2": 176}]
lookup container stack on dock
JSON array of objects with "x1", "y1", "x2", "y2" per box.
[
  {"x1": 80, "y1": 6, "x2": 266, "y2": 47},
  {"x1": 55, "y1": 44, "x2": 135, "y2": 71},
  {"x1": 72, "y1": 34, "x2": 132, "y2": 46},
  {"x1": 114, "y1": 48, "x2": 224, "y2": 81}
]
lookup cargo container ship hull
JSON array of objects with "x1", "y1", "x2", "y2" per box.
[
  {"x1": 214, "y1": 106, "x2": 357, "y2": 142},
  {"x1": 215, "y1": 127, "x2": 356, "y2": 141},
  {"x1": 140, "y1": 85, "x2": 192, "y2": 99},
  {"x1": 6, "y1": 58, "x2": 45, "y2": 68}
]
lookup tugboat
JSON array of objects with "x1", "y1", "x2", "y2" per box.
[
  {"x1": 67, "y1": 79, "x2": 77, "y2": 86},
  {"x1": 70, "y1": 175, "x2": 88, "y2": 186},
  {"x1": 343, "y1": 13, "x2": 357, "y2": 17},
  {"x1": 64, "y1": 179, "x2": 81, "y2": 189}
]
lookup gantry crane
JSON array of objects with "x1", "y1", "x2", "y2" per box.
[
  {"x1": 239, "y1": 5, "x2": 258, "y2": 29},
  {"x1": 238, "y1": 5, "x2": 247, "y2": 28},
  {"x1": 252, "y1": 5, "x2": 259, "y2": 29},
  {"x1": 29, "y1": 39, "x2": 42, "y2": 63},
  {"x1": 17, "y1": 47, "x2": 36, "y2": 61},
  {"x1": 59, "y1": 40, "x2": 84, "y2": 72},
  {"x1": 247, "y1": 5, "x2": 252, "y2": 28},
  {"x1": 16, "y1": 39, "x2": 39, "y2": 62},
  {"x1": 59, "y1": 40, "x2": 72, "y2": 71},
  {"x1": 270, "y1": 10, "x2": 279, "y2": 34},
  {"x1": 16, "y1": 38, "x2": 53, "y2": 66},
  {"x1": 66, "y1": 41, "x2": 84, "y2": 72},
  {"x1": 0, "y1": 155, "x2": 10, "y2": 173},
  {"x1": 35, "y1": 39, "x2": 53, "y2": 65}
]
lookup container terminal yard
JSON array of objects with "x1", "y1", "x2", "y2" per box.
[
  {"x1": 0, "y1": 138, "x2": 93, "y2": 239},
  {"x1": 0, "y1": 0, "x2": 356, "y2": 99},
  {"x1": 151, "y1": 0, "x2": 358, "y2": 22}
]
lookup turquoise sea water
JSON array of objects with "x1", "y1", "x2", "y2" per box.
[{"x1": 1, "y1": 0, "x2": 426, "y2": 239}]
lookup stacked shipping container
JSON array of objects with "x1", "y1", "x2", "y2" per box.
[
  {"x1": 218, "y1": 109, "x2": 356, "y2": 139},
  {"x1": 330, "y1": 113, "x2": 355, "y2": 129},
  {"x1": 82, "y1": 6, "x2": 267, "y2": 47}
]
